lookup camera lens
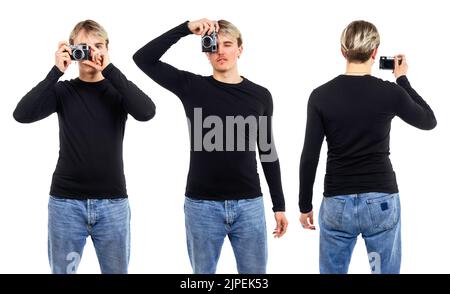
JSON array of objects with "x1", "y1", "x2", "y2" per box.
[
  {"x1": 72, "y1": 49, "x2": 84, "y2": 60},
  {"x1": 202, "y1": 36, "x2": 212, "y2": 48}
]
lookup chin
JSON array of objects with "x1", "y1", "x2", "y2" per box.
[
  {"x1": 213, "y1": 65, "x2": 229, "y2": 72},
  {"x1": 80, "y1": 65, "x2": 99, "y2": 75}
]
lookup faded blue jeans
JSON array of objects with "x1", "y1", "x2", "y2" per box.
[
  {"x1": 48, "y1": 195, "x2": 130, "y2": 274},
  {"x1": 184, "y1": 196, "x2": 267, "y2": 274},
  {"x1": 319, "y1": 192, "x2": 401, "y2": 274}
]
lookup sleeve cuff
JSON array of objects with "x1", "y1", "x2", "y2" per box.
[
  {"x1": 101, "y1": 63, "x2": 116, "y2": 77},
  {"x1": 182, "y1": 21, "x2": 193, "y2": 35},
  {"x1": 396, "y1": 75, "x2": 409, "y2": 87},
  {"x1": 300, "y1": 204, "x2": 313, "y2": 214},
  {"x1": 50, "y1": 66, "x2": 64, "y2": 78}
]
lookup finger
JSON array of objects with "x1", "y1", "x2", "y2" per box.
[
  {"x1": 56, "y1": 53, "x2": 71, "y2": 62},
  {"x1": 89, "y1": 46, "x2": 100, "y2": 60},
  {"x1": 303, "y1": 223, "x2": 315, "y2": 230},
  {"x1": 309, "y1": 214, "x2": 314, "y2": 226},
  {"x1": 90, "y1": 45, "x2": 100, "y2": 55},
  {"x1": 64, "y1": 59, "x2": 72, "y2": 68},
  {"x1": 301, "y1": 218, "x2": 314, "y2": 230},
  {"x1": 96, "y1": 55, "x2": 103, "y2": 65},
  {"x1": 203, "y1": 21, "x2": 213, "y2": 35},
  {"x1": 283, "y1": 220, "x2": 288, "y2": 232},
  {"x1": 196, "y1": 23, "x2": 205, "y2": 35},
  {"x1": 215, "y1": 21, "x2": 220, "y2": 33},
  {"x1": 207, "y1": 22, "x2": 215, "y2": 35},
  {"x1": 272, "y1": 229, "x2": 280, "y2": 238},
  {"x1": 81, "y1": 60, "x2": 101, "y2": 70},
  {"x1": 58, "y1": 41, "x2": 69, "y2": 49},
  {"x1": 200, "y1": 22, "x2": 209, "y2": 36},
  {"x1": 58, "y1": 44, "x2": 72, "y2": 54},
  {"x1": 279, "y1": 221, "x2": 288, "y2": 237},
  {"x1": 61, "y1": 52, "x2": 71, "y2": 59}
]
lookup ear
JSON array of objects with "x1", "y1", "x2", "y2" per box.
[
  {"x1": 238, "y1": 45, "x2": 243, "y2": 58},
  {"x1": 371, "y1": 47, "x2": 378, "y2": 60},
  {"x1": 341, "y1": 48, "x2": 347, "y2": 58}
]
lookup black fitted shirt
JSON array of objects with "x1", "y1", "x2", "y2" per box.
[
  {"x1": 13, "y1": 63, "x2": 156, "y2": 199},
  {"x1": 299, "y1": 74, "x2": 436, "y2": 213},
  {"x1": 133, "y1": 22, "x2": 285, "y2": 211}
]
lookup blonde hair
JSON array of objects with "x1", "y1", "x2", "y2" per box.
[
  {"x1": 69, "y1": 20, "x2": 109, "y2": 47},
  {"x1": 218, "y1": 20, "x2": 243, "y2": 47},
  {"x1": 340, "y1": 20, "x2": 380, "y2": 63}
]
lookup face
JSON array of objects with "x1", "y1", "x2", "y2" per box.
[
  {"x1": 72, "y1": 29, "x2": 108, "y2": 74},
  {"x1": 206, "y1": 32, "x2": 242, "y2": 73}
]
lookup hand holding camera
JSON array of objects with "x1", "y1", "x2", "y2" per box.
[
  {"x1": 188, "y1": 18, "x2": 219, "y2": 36},
  {"x1": 81, "y1": 45, "x2": 110, "y2": 71},
  {"x1": 393, "y1": 54, "x2": 408, "y2": 79},
  {"x1": 188, "y1": 18, "x2": 219, "y2": 53},
  {"x1": 55, "y1": 41, "x2": 73, "y2": 72},
  {"x1": 379, "y1": 54, "x2": 408, "y2": 78}
]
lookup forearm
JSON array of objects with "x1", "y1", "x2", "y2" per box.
[
  {"x1": 299, "y1": 96, "x2": 325, "y2": 212},
  {"x1": 102, "y1": 63, "x2": 155, "y2": 121},
  {"x1": 396, "y1": 76, "x2": 437, "y2": 130},
  {"x1": 261, "y1": 160, "x2": 285, "y2": 212},
  {"x1": 133, "y1": 21, "x2": 191, "y2": 74},
  {"x1": 299, "y1": 156, "x2": 320, "y2": 213},
  {"x1": 13, "y1": 66, "x2": 62, "y2": 123},
  {"x1": 132, "y1": 21, "x2": 193, "y2": 96}
]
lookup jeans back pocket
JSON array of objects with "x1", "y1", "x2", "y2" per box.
[
  {"x1": 321, "y1": 197, "x2": 346, "y2": 230},
  {"x1": 366, "y1": 193, "x2": 400, "y2": 233}
]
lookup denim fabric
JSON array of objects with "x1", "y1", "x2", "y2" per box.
[
  {"x1": 319, "y1": 192, "x2": 401, "y2": 274},
  {"x1": 48, "y1": 196, "x2": 130, "y2": 274},
  {"x1": 184, "y1": 196, "x2": 267, "y2": 274}
]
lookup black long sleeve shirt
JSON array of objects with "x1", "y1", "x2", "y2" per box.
[
  {"x1": 133, "y1": 22, "x2": 285, "y2": 211},
  {"x1": 13, "y1": 63, "x2": 156, "y2": 199},
  {"x1": 299, "y1": 74, "x2": 436, "y2": 213}
]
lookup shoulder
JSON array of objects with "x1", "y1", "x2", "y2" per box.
[
  {"x1": 53, "y1": 79, "x2": 72, "y2": 93},
  {"x1": 243, "y1": 77, "x2": 272, "y2": 99}
]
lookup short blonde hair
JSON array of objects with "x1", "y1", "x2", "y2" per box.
[
  {"x1": 218, "y1": 20, "x2": 242, "y2": 47},
  {"x1": 69, "y1": 19, "x2": 109, "y2": 47},
  {"x1": 340, "y1": 20, "x2": 380, "y2": 63}
]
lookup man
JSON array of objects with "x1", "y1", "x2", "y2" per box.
[
  {"x1": 133, "y1": 18, "x2": 288, "y2": 274},
  {"x1": 298, "y1": 20, "x2": 436, "y2": 273},
  {"x1": 13, "y1": 20, "x2": 156, "y2": 274}
]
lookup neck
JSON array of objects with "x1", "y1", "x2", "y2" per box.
[
  {"x1": 345, "y1": 61, "x2": 372, "y2": 76},
  {"x1": 79, "y1": 71, "x2": 104, "y2": 83},
  {"x1": 212, "y1": 67, "x2": 242, "y2": 84}
]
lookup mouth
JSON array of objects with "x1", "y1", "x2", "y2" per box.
[{"x1": 216, "y1": 58, "x2": 227, "y2": 63}]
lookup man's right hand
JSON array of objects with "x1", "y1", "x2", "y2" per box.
[
  {"x1": 188, "y1": 19, "x2": 220, "y2": 36},
  {"x1": 394, "y1": 54, "x2": 408, "y2": 79},
  {"x1": 55, "y1": 41, "x2": 72, "y2": 73}
]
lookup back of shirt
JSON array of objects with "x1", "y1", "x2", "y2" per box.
[{"x1": 299, "y1": 74, "x2": 436, "y2": 213}]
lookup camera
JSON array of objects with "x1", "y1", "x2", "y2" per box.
[
  {"x1": 69, "y1": 43, "x2": 90, "y2": 61},
  {"x1": 201, "y1": 31, "x2": 217, "y2": 53},
  {"x1": 379, "y1": 56, "x2": 402, "y2": 70}
]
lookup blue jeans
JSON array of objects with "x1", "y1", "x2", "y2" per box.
[
  {"x1": 184, "y1": 196, "x2": 267, "y2": 274},
  {"x1": 48, "y1": 196, "x2": 130, "y2": 274},
  {"x1": 319, "y1": 192, "x2": 401, "y2": 274}
]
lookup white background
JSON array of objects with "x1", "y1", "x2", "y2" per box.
[{"x1": 0, "y1": 0, "x2": 448, "y2": 273}]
